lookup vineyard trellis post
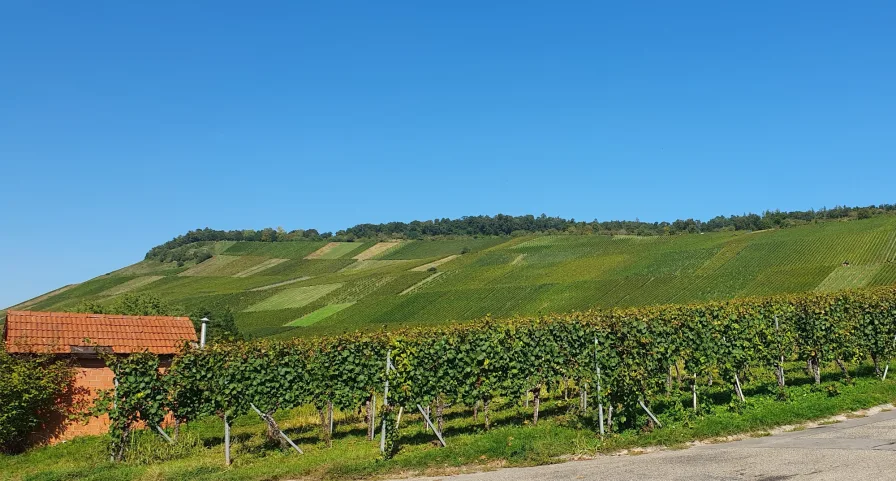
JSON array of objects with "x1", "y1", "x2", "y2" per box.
[
  {"x1": 369, "y1": 394, "x2": 376, "y2": 440},
  {"x1": 250, "y1": 403, "x2": 303, "y2": 454},
  {"x1": 154, "y1": 425, "x2": 174, "y2": 444},
  {"x1": 692, "y1": 374, "x2": 697, "y2": 411},
  {"x1": 883, "y1": 333, "x2": 896, "y2": 380},
  {"x1": 224, "y1": 413, "x2": 231, "y2": 466},
  {"x1": 416, "y1": 404, "x2": 446, "y2": 447},
  {"x1": 594, "y1": 337, "x2": 604, "y2": 435},
  {"x1": 775, "y1": 316, "x2": 785, "y2": 388},
  {"x1": 733, "y1": 372, "x2": 746, "y2": 403},
  {"x1": 638, "y1": 399, "x2": 662, "y2": 428},
  {"x1": 380, "y1": 349, "x2": 393, "y2": 453}
]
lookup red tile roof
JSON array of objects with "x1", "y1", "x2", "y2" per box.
[{"x1": 3, "y1": 310, "x2": 197, "y2": 355}]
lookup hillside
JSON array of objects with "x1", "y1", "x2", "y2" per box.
[{"x1": 8, "y1": 215, "x2": 896, "y2": 338}]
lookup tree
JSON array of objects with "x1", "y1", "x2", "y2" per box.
[{"x1": 188, "y1": 307, "x2": 243, "y2": 344}]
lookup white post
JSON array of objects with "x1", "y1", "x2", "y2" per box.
[
  {"x1": 639, "y1": 399, "x2": 662, "y2": 428},
  {"x1": 883, "y1": 333, "x2": 896, "y2": 380},
  {"x1": 200, "y1": 317, "x2": 208, "y2": 348},
  {"x1": 380, "y1": 350, "x2": 391, "y2": 453},
  {"x1": 775, "y1": 316, "x2": 785, "y2": 386},
  {"x1": 595, "y1": 337, "x2": 605, "y2": 435},
  {"x1": 155, "y1": 425, "x2": 174, "y2": 444},
  {"x1": 692, "y1": 374, "x2": 697, "y2": 411},
  {"x1": 734, "y1": 372, "x2": 746, "y2": 402},
  {"x1": 416, "y1": 404, "x2": 447, "y2": 447},
  {"x1": 224, "y1": 413, "x2": 231, "y2": 466}
]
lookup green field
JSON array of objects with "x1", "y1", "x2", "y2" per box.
[{"x1": 10, "y1": 215, "x2": 896, "y2": 338}]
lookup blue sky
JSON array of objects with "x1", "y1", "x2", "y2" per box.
[{"x1": 2, "y1": 1, "x2": 895, "y2": 308}]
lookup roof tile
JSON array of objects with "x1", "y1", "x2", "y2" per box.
[{"x1": 3, "y1": 310, "x2": 197, "y2": 355}]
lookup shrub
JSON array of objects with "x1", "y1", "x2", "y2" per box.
[{"x1": 0, "y1": 350, "x2": 76, "y2": 453}]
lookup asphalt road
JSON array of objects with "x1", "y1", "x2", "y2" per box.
[{"x1": 401, "y1": 407, "x2": 896, "y2": 481}]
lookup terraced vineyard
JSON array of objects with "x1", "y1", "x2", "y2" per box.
[{"x1": 8, "y1": 215, "x2": 896, "y2": 338}]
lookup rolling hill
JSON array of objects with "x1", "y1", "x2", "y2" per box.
[{"x1": 8, "y1": 215, "x2": 896, "y2": 338}]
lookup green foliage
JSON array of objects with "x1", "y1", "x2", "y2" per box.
[
  {"x1": 0, "y1": 350, "x2": 75, "y2": 453},
  {"x1": 18, "y1": 216, "x2": 896, "y2": 343},
  {"x1": 104, "y1": 286, "x2": 896, "y2": 461},
  {"x1": 69, "y1": 293, "x2": 181, "y2": 317},
  {"x1": 95, "y1": 352, "x2": 169, "y2": 461},
  {"x1": 188, "y1": 307, "x2": 243, "y2": 343}
]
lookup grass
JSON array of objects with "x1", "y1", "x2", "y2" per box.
[
  {"x1": 352, "y1": 241, "x2": 403, "y2": 260},
  {"x1": 96, "y1": 276, "x2": 165, "y2": 297},
  {"x1": 243, "y1": 284, "x2": 343, "y2": 312},
  {"x1": 178, "y1": 256, "x2": 241, "y2": 277},
  {"x1": 232, "y1": 258, "x2": 289, "y2": 278},
  {"x1": 5, "y1": 362, "x2": 896, "y2": 481},
  {"x1": 306, "y1": 242, "x2": 368, "y2": 260},
  {"x1": 815, "y1": 264, "x2": 883, "y2": 292},
  {"x1": 285, "y1": 303, "x2": 355, "y2": 326},
  {"x1": 410, "y1": 255, "x2": 460, "y2": 272}
]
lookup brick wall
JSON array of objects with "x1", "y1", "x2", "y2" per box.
[{"x1": 29, "y1": 357, "x2": 173, "y2": 446}]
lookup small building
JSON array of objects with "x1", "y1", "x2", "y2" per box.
[{"x1": 2, "y1": 310, "x2": 197, "y2": 445}]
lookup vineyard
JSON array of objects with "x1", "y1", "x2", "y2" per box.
[
  {"x1": 93, "y1": 287, "x2": 896, "y2": 467},
  {"x1": 6, "y1": 215, "x2": 896, "y2": 338}
]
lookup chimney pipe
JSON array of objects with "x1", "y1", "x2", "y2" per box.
[{"x1": 200, "y1": 317, "x2": 208, "y2": 348}]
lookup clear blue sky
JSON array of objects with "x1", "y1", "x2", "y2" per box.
[{"x1": 2, "y1": 1, "x2": 895, "y2": 308}]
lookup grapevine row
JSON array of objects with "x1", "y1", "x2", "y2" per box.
[{"x1": 102, "y1": 286, "x2": 896, "y2": 461}]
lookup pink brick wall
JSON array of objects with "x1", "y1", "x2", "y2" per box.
[{"x1": 29, "y1": 358, "x2": 173, "y2": 446}]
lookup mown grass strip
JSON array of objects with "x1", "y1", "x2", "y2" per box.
[
  {"x1": 243, "y1": 283, "x2": 342, "y2": 311},
  {"x1": 232, "y1": 258, "x2": 289, "y2": 277},
  {"x1": 284, "y1": 303, "x2": 355, "y2": 327},
  {"x1": 411, "y1": 255, "x2": 459, "y2": 272},
  {"x1": 97, "y1": 276, "x2": 165, "y2": 297},
  {"x1": 400, "y1": 272, "x2": 443, "y2": 295},
  {"x1": 178, "y1": 256, "x2": 240, "y2": 276},
  {"x1": 305, "y1": 242, "x2": 366, "y2": 259},
  {"x1": 353, "y1": 241, "x2": 402, "y2": 260},
  {"x1": 815, "y1": 264, "x2": 882, "y2": 292}
]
